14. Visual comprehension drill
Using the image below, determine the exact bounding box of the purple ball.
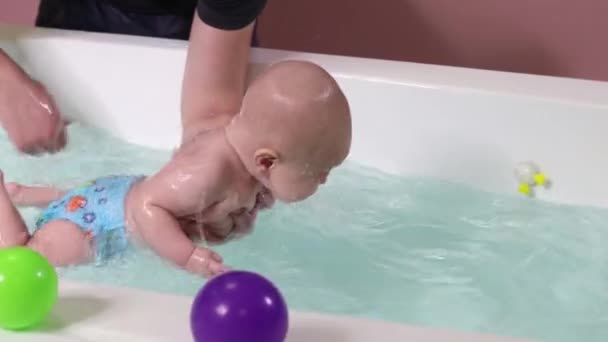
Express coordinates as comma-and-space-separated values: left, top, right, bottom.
190, 271, 289, 342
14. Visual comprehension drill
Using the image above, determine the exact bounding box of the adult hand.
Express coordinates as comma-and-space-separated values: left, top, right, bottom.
0, 51, 66, 154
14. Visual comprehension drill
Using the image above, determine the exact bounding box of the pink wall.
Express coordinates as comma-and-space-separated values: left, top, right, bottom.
258, 0, 608, 82
0, 0, 38, 25
1, 0, 607, 82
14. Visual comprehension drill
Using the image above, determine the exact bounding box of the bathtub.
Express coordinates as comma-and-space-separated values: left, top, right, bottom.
1, 23, 607, 342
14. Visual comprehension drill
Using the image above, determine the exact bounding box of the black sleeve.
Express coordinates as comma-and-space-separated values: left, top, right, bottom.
197, 0, 268, 30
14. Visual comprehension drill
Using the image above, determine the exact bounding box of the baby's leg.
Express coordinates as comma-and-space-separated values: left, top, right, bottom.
28, 221, 93, 266
5, 182, 65, 208
0, 171, 30, 246
0, 170, 92, 266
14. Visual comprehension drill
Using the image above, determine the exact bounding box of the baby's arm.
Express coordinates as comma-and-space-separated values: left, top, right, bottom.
131, 155, 233, 277
132, 202, 228, 277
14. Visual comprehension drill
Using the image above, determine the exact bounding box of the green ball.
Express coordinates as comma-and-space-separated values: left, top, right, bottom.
0, 247, 58, 330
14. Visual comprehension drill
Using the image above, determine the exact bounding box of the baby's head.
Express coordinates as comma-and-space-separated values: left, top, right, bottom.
226, 60, 352, 202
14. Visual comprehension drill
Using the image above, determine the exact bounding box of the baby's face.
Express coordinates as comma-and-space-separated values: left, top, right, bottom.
268, 163, 329, 202
264, 146, 347, 202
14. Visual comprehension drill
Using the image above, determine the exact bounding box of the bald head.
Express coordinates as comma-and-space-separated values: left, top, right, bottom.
253, 60, 340, 107
231, 60, 351, 159
225, 60, 352, 202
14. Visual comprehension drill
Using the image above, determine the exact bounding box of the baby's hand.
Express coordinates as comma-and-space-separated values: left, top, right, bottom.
203, 188, 274, 244
204, 210, 257, 245
185, 247, 230, 277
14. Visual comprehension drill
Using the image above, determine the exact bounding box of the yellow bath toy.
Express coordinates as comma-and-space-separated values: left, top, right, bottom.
514, 162, 550, 197
533, 173, 546, 186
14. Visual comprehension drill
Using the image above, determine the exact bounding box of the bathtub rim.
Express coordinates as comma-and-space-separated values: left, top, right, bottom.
1, 22, 607, 110
0, 279, 539, 342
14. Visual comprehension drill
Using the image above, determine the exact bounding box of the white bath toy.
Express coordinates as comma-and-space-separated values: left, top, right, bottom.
514, 161, 550, 196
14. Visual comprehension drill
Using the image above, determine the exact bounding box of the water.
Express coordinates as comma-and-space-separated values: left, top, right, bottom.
0, 123, 606, 342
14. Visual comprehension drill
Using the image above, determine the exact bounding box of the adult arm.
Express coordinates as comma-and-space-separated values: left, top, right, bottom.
180, 0, 268, 143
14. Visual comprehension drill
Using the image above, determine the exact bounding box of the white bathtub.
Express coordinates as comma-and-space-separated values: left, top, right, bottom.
1, 24, 607, 342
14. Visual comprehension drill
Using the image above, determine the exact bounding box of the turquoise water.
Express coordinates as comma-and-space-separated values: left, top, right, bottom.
1, 123, 607, 342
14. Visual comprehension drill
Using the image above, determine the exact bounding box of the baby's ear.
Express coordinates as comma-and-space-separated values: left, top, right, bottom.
254, 148, 278, 173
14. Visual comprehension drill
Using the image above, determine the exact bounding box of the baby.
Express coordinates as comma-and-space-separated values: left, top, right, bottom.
0, 60, 352, 277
